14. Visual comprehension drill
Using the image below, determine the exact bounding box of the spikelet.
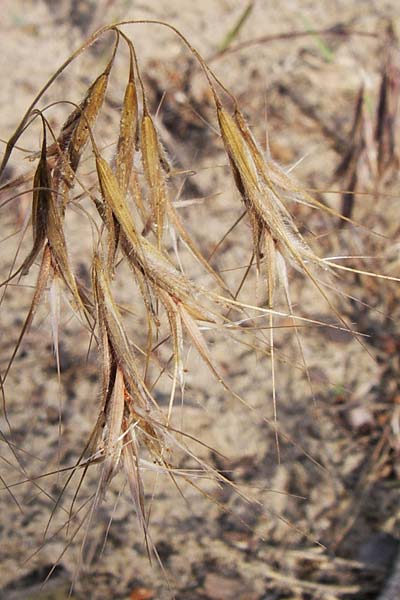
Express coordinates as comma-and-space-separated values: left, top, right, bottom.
0, 123, 51, 289
116, 32, 226, 291
97, 366, 125, 499
141, 108, 170, 248
115, 46, 139, 195
107, 43, 140, 268
14, 125, 50, 281
23, 131, 51, 273
70, 76, 109, 172
52, 37, 118, 213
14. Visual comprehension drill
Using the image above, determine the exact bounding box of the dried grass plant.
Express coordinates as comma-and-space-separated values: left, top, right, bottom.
0, 20, 399, 595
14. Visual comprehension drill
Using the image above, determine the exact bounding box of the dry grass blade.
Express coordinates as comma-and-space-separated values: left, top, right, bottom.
219, 1, 254, 52
375, 23, 400, 183
334, 84, 365, 223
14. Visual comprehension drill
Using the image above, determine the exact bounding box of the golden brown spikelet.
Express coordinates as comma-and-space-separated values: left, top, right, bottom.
95, 152, 158, 316
52, 39, 118, 213
111, 48, 140, 265
94, 147, 232, 437
98, 366, 125, 499
217, 105, 259, 191
218, 101, 370, 371
116, 39, 228, 290
69, 73, 110, 173
96, 153, 141, 247
115, 52, 139, 195
54, 69, 110, 178
0, 125, 51, 288
141, 110, 169, 248
71, 35, 118, 169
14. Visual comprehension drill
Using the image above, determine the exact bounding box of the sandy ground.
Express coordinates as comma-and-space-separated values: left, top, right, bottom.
1, 1, 400, 599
